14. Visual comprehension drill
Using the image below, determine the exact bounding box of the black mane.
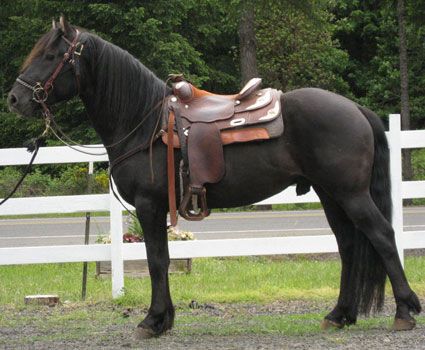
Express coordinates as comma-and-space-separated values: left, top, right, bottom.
83, 32, 168, 134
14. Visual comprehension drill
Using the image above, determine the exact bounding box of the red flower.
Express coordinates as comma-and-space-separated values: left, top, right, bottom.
123, 233, 143, 243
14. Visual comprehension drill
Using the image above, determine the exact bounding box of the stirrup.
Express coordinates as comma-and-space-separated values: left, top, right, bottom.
179, 185, 210, 221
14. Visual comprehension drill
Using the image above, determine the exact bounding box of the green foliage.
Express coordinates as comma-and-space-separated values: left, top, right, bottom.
0, 165, 109, 198
127, 214, 144, 238
412, 149, 425, 180
332, 0, 425, 123
256, 0, 350, 94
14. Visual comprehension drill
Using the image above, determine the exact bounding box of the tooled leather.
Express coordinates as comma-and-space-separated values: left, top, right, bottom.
170, 88, 277, 125
174, 95, 235, 123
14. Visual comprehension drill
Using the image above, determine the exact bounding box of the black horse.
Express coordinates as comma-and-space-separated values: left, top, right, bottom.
7, 18, 421, 338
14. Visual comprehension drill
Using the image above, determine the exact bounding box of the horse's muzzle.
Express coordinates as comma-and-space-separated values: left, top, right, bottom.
7, 87, 39, 118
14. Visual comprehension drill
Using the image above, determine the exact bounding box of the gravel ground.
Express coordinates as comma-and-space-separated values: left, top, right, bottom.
1, 298, 424, 350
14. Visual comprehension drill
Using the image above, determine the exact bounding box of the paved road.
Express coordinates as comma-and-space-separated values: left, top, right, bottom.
1, 208, 425, 247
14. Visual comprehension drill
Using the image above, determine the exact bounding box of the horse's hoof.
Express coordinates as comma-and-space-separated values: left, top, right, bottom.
392, 318, 416, 331
321, 318, 344, 330
135, 326, 156, 340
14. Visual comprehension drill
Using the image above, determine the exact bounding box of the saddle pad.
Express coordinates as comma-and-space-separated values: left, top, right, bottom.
188, 122, 225, 186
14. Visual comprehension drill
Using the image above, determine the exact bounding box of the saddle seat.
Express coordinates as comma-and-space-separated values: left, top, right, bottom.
171, 76, 262, 123
163, 76, 284, 224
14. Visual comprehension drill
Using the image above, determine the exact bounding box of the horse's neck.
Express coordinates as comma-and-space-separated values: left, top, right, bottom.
80, 35, 167, 151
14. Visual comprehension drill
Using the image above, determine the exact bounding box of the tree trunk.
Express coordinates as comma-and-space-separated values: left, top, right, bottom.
397, 0, 413, 183
239, 0, 271, 211
238, 0, 259, 85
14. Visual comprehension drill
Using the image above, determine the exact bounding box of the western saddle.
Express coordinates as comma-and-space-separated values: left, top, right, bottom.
163, 75, 283, 225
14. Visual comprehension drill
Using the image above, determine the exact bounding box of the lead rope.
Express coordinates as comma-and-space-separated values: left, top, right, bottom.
0, 121, 50, 206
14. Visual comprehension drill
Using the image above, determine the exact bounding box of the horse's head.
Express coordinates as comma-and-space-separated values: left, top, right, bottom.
8, 16, 84, 118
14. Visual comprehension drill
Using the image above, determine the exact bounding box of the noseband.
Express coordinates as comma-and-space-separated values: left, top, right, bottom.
16, 30, 84, 117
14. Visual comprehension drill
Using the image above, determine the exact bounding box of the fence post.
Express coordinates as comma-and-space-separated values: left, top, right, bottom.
109, 177, 124, 298
81, 161, 94, 300
388, 114, 404, 266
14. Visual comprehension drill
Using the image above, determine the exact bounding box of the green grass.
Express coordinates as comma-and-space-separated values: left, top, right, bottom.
0, 256, 424, 307
1, 257, 424, 343
0, 257, 340, 306
272, 203, 323, 211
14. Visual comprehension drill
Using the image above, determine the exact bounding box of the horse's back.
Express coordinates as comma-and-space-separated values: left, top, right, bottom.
283, 87, 374, 145
283, 88, 368, 125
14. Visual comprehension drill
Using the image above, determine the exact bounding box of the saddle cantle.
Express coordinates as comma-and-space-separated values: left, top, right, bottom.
162, 76, 284, 225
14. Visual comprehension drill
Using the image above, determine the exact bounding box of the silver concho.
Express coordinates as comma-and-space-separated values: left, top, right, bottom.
230, 118, 246, 126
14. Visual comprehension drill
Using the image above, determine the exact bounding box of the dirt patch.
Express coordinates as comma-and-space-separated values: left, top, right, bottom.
0, 299, 424, 349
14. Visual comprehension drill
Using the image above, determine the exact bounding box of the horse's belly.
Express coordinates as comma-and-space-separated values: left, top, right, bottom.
205, 139, 297, 208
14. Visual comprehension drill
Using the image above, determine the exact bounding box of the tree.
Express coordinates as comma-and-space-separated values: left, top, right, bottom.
255, 0, 349, 94
397, 0, 412, 180
238, 0, 259, 85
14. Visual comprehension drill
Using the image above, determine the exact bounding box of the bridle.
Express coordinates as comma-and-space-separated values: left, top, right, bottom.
15, 29, 84, 120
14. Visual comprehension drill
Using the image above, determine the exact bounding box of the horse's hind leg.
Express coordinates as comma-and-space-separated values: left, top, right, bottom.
314, 186, 358, 329
341, 193, 421, 330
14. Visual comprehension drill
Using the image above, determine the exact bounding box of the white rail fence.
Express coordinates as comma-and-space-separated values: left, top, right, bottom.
0, 114, 424, 297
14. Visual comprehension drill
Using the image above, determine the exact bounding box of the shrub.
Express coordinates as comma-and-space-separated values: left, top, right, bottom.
0, 167, 53, 198
0, 164, 109, 198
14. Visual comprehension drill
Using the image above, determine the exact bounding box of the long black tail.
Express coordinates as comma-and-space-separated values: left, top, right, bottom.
359, 105, 392, 222
352, 105, 391, 314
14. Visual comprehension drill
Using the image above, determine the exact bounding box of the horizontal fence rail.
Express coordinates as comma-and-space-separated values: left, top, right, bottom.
0, 114, 424, 297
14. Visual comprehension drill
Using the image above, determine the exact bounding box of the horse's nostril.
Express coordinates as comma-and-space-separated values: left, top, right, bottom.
8, 93, 18, 106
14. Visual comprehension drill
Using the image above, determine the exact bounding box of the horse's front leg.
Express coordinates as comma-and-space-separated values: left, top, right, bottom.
135, 197, 174, 338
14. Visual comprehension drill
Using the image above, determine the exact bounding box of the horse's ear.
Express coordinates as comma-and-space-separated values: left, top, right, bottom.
59, 15, 73, 37
52, 19, 57, 30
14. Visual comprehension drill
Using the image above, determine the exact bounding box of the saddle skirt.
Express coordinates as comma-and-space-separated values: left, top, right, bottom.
161, 77, 284, 224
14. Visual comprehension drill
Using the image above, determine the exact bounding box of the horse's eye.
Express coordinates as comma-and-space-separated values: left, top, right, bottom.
45, 53, 55, 61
